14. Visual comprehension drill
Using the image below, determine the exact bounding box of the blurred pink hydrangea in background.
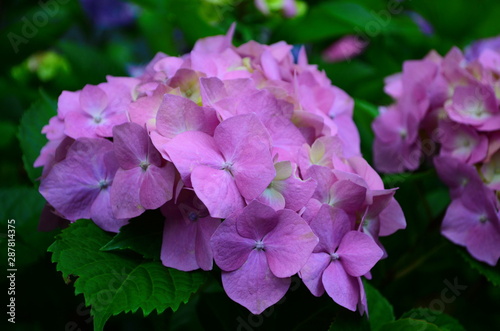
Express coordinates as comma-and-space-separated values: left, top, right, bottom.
372, 35, 500, 266
36, 25, 405, 314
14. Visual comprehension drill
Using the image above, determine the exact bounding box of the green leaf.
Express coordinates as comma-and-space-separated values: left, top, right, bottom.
401, 308, 466, 331
18, 96, 57, 185
458, 248, 500, 287
100, 211, 164, 260
48, 219, 207, 331
379, 318, 441, 331
0, 186, 54, 266
363, 281, 395, 331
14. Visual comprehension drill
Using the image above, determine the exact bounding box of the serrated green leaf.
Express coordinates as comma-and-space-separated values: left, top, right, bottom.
363, 281, 395, 331
379, 318, 442, 331
18, 97, 57, 185
48, 219, 207, 331
458, 248, 500, 287
100, 211, 164, 260
0, 186, 54, 266
401, 308, 466, 331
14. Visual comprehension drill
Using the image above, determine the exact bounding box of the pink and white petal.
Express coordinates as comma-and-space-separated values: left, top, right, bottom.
336, 231, 383, 277
265, 209, 319, 278
110, 167, 145, 219
255, 187, 286, 211
221, 250, 291, 315
91, 189, 129, 233
192, 165, 245, 219
329, 179, 367, 213
80, 85, 108, 115
164, 131, 225, 185
140, 165, 175, 210
299, 252, 330, 297
210, 216, 255, 272
64, 111, 99, 139
161, 216, 199, 271
323, 262, 360, 311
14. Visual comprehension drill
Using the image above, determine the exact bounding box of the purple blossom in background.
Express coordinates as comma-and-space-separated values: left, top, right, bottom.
79, 0, 138, 29
372, 35, 500, 265
465, 36, 500, 62
322, 35, 368, 63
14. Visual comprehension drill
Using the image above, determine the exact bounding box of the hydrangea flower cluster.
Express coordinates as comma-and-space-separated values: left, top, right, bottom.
36, 26, 405, 314
372, 36, 500, 266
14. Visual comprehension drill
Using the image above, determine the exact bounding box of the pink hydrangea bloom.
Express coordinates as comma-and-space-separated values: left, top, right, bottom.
36, 27, 403, 314
211, 201, 318, 314
373, 36, 500, 265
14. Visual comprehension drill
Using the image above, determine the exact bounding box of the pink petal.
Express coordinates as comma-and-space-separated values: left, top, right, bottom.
378, 198, 406, 236
235, 201, 278, 240
211, 216, 255, 272
91, 189, 128, 233
329, 179, 367, 214
221, 250, 291, 315
255, 187, 286, 211
156, 94, 218, 139
80, 85, 108, 115
110, 167, 145, 219
336, 231, 383, 277
323, 261, 359, 311
265, 209, 319, 278
161, 215, 199, 271
164, 131, 225, 185
299, 252, 330, 297
214, 114, 275, 200
113, 122, 149, 169
195, 217, 221, 270
140, 164, 175, 210
191, 165, 245, 219
309, 204, 351, 253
